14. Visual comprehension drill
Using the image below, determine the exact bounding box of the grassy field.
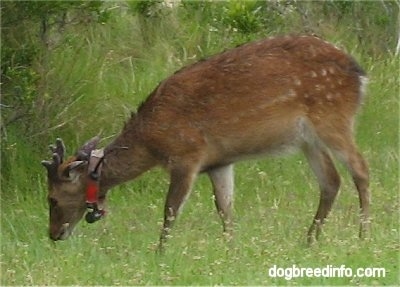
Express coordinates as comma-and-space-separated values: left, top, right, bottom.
1, 55, 399, 286
1, 2, 399, 286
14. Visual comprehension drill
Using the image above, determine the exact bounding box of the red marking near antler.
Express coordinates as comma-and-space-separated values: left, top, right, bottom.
86, 179, 98, 204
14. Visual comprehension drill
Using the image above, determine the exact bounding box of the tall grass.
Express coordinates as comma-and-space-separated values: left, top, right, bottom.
1, 2, 399, 285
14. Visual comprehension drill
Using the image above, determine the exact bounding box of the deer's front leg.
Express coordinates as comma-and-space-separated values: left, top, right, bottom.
159, 166, 197, 251
208, 164, 234, 234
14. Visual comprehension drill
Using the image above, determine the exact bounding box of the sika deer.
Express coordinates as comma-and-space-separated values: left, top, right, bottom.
42, 35, 370, 249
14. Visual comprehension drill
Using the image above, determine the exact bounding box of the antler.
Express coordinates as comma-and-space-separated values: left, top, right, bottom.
41, 136, 101, 179
50, 138, 66, 163
41, 138, 65, 179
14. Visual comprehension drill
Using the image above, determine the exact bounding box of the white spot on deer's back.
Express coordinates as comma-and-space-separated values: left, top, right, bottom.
321, 69, 327, 76
309, 46, 317, 57
287, 89, 297, 98
273, 89, 297, 104
310, 71, 317, 78
293, 76, 302, 86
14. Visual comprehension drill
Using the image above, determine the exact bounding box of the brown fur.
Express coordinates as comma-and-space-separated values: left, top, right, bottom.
43, 35, 370, 248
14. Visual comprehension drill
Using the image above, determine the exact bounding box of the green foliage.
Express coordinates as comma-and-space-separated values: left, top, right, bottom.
0, 0, 109, 135
1, 37, 40, 104
321, 0, 354, 17
297, 1, 399, 55
1, 1, 106, 29
2, 66, 39, 112
128, 0, 164, 17
222, 0, 265, 33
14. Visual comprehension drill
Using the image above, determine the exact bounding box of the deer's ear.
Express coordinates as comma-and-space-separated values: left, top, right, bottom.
76, 136, 101, 160
62, 161, 87, 182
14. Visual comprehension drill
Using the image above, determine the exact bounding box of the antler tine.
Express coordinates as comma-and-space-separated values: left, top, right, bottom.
42, 138, 64, 179
41, 160, 53, 169
49, 138, 65, 163
41, 153, 61, 179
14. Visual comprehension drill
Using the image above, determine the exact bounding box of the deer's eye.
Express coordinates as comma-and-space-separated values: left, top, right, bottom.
48, 197, 58, 207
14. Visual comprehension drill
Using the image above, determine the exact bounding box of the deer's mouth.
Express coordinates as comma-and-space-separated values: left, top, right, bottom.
50, 222, 72, 241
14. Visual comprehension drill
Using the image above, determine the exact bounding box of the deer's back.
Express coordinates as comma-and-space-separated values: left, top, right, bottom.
135, 35, 366, 166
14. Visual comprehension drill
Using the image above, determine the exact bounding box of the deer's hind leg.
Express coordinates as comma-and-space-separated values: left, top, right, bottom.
322, 132, 370, 239
303, 143, 341, 244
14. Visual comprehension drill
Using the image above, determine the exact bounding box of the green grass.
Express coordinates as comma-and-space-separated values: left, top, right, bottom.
1, 4, 399, 286
1, 154, 399, 285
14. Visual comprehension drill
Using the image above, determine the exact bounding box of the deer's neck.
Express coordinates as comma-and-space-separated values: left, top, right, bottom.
98, 124, 157, 195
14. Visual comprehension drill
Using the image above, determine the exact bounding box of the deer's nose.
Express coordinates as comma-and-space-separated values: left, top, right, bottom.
49, 230, 63, 241
49, 223, 69, 241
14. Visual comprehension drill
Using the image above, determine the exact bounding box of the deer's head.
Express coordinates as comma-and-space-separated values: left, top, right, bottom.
41, 136, 100, 240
